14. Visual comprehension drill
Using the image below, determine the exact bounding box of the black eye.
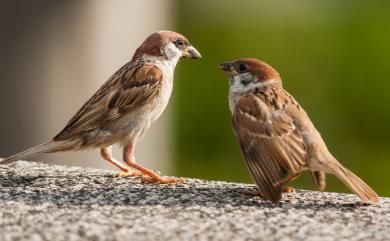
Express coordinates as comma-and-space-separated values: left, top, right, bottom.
238, 64, 247, 73
174, 39, 184, 48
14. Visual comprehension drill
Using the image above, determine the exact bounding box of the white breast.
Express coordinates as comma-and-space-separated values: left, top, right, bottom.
149, 61, 175, 123
142, 47, 180, 124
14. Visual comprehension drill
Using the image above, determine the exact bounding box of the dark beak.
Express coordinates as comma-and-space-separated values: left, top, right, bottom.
218, 62, 238, 75
183, 46, 202, 59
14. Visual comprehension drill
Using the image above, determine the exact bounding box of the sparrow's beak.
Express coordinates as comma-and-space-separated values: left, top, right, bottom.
182, 46, 202, 59
218, 62, 238, 75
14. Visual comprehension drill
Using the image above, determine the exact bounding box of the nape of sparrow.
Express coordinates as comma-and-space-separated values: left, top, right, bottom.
1, 31, 201, 184
219, 58, 379, 203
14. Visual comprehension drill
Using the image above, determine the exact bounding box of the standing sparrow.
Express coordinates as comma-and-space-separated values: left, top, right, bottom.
219, 58, 379, 203
1, 31, 201, 184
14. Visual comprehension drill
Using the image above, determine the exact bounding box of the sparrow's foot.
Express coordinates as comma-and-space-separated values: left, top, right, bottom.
141, 176, 185, 184
283, 186, 295, 193
114, 171, 143, 178
122, 150, 185, 184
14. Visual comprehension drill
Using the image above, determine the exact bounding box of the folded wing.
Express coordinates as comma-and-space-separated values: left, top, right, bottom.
54, 63, 162, 140
233, 94, 308, 202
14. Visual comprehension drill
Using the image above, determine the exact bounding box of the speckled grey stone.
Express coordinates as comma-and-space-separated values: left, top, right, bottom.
0, 161, 389, 241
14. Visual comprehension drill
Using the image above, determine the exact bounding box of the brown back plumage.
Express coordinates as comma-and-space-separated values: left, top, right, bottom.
233, 92, 308, 202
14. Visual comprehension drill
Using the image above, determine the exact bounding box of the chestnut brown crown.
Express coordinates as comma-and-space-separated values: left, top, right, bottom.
219, 58, 281, 83
133, 31, 201, 59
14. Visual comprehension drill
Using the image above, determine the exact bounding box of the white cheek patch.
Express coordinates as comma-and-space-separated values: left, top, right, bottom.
164, 42, 182, 61
229, 73, 257, 93
142, 42, 182, 73
229, 74, 280, 94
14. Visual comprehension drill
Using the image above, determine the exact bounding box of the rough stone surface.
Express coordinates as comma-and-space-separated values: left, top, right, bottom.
0, 161, 389, 241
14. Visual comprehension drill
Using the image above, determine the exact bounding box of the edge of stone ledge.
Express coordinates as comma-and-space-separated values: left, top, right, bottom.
1, 160, 387, 203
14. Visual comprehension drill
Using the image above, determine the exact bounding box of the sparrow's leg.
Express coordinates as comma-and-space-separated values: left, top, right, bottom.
276, 172, 301, 193
122, 144, 184, 184
311, 171, 326, 191
282, 172, 301, 192
283, 172, 301, 193
100, 146, 142, 177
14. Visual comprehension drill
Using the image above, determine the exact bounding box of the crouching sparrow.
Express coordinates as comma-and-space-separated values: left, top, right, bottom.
1, 31, 201, 184
219, 58, 379, 203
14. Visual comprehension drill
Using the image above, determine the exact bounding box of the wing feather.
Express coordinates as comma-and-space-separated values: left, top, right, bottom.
233, 94, 308, 202
54, 63, 162, 140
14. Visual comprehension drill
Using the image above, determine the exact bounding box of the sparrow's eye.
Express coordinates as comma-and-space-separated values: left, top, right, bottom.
174, 39, 184, 49
238, 64, 248, 73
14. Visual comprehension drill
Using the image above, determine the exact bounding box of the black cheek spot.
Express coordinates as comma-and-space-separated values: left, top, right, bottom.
241, 79, 251, 86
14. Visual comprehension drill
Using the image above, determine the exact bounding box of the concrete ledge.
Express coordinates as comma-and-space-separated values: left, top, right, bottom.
0, 161, 389, 241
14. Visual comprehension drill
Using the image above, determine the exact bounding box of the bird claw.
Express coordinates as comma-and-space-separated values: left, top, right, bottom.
140, 176, 185, 184
114, 171, 143, 178
283, 186, 295, 193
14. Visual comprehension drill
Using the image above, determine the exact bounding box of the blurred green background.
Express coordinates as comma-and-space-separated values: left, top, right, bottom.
173, 0, 390, 196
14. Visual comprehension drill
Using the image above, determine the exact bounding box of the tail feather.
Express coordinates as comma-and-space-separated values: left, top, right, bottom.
0, 141, 61, 165
332, 164, 379, 203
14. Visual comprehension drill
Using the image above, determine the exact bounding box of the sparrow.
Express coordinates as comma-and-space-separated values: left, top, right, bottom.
0, 30, 201, 184
219, 58, 379, 203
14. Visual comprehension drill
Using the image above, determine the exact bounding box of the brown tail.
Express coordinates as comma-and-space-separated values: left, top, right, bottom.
331, 163, 379, 203
0, 141, 68, 165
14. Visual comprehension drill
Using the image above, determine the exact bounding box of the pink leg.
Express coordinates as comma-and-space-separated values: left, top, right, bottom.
282, 172, 301, 193
100, 146, 141, 177
123, 144, 184, 184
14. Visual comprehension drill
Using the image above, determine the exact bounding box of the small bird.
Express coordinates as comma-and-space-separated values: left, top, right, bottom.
219, 58, 379, 203
1, 31, 201, 184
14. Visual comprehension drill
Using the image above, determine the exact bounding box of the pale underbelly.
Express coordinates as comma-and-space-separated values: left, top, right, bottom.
77, 96, 170, 149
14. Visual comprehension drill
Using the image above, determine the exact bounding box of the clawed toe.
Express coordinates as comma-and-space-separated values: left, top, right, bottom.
114, 171, 143, 178
283, 186, 295, 193
141, 176, 185, 184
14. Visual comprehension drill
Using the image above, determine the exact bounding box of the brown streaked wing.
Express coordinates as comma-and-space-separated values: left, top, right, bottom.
54, 63, 162, 140
232, 94, 308, 202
